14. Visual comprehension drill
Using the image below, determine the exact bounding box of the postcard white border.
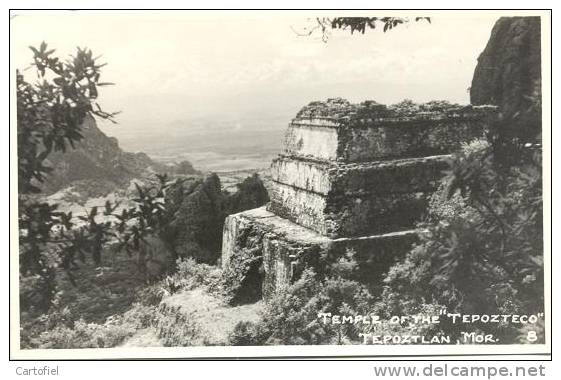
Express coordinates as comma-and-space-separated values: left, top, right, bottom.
8, 8, 552, 360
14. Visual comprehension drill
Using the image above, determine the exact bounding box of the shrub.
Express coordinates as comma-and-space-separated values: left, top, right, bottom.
155, 304, 202, 346
35, 318, 137, 349
20, 291, 74, 348
136, 284, 168, 306
21, 257, 226, 349
19, 272, 57, 317
376, 139, 543, 343
229, 321, 265, 346
158, 258, 225, 297
229, 251, 375, 345
25, 302, 157, 349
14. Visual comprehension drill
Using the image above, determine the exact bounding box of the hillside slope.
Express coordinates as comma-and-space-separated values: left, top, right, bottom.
41, 115, 180, 195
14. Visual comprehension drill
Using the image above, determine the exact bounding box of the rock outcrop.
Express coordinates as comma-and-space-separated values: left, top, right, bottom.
43, 115, 168, 195
164, 174, 227, 264
222, 98, 498, 299
42, 115, 203, 196
164, 173, 270, 264
470, 16, 541, 141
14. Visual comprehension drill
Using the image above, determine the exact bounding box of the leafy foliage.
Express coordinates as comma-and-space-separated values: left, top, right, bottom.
154, 304, 203, 347
294, 17, 430, 42
331, 17, 431, 34
21, 284, 158, 349
17, 44, 185, 313
229, 251, 374, 345
18, 43, 115, 281
158, 258, 225, 297
378, 139, 543, 342
113, 175, 177, 256
17, 42, 117, 194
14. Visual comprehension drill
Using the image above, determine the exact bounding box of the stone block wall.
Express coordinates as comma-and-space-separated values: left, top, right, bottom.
283, 103, 497, 163
222, 207, 330, 299
269, 155, 451, 237
268, 100, 497, 239
221, 206, 419, 298
222, 98, 498, 300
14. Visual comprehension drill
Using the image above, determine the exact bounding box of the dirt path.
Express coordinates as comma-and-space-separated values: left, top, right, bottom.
120, 328, 162, 347
120, 288, 263, 347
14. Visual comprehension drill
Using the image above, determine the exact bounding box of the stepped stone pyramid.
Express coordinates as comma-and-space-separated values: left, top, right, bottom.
222, 98, 497, 299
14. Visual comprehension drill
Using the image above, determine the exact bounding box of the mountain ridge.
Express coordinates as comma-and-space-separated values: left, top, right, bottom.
41, 115, 197, 196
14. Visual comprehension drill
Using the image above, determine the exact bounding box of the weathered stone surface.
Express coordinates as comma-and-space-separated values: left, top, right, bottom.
268, 155, 450, 237
222, 98, 498, 300
221, 207, 418, 298
283, 121, 340, 161
267, 183, 326, 233
471, 16, 541, 141
165, 174, 225, 264
336, 116, 490, 162
222, 207, 330, 298
164, 173, 269, 264
270, 156, 333, 195
268, 183, 428, 237
283, 99, 497, 163
271, 154, 450, 196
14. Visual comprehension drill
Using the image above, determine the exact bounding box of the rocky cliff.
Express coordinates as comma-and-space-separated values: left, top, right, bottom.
42, 115, 169, 195
470, 16, 542, 141
164, 173, 269, 264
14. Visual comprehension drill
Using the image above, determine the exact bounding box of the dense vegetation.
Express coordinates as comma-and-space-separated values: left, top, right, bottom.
17, 44, 269, 348
226, 137, 543, 345
18, 25, 544, 348
21, 132, 542, 348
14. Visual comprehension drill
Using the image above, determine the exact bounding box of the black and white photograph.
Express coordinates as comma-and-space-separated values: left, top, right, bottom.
8, 9, 551, 360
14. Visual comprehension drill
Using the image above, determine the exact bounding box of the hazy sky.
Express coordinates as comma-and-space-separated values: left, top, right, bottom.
11, 12, 498, 142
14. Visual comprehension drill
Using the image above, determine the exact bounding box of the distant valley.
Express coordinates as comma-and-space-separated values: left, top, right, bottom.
115, 121, 286, 172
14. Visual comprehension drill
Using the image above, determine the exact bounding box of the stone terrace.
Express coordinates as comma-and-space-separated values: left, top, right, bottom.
222, 98, 497, 299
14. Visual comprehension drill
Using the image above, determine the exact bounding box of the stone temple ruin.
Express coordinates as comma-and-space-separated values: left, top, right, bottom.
222, 98, 497, 300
